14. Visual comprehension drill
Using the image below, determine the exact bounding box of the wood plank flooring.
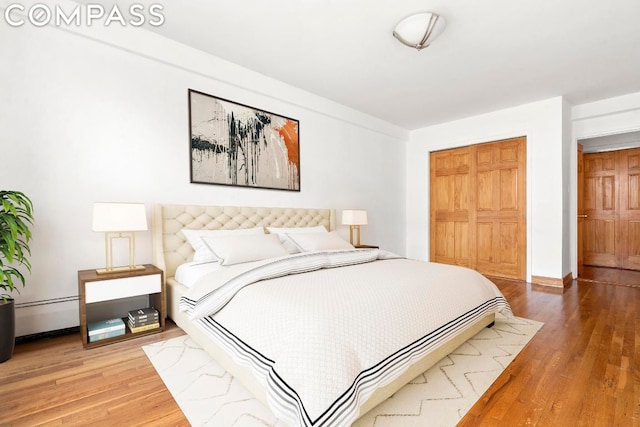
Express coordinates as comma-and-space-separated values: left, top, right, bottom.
579, 265, 640, 288
461, 277, 639, 426
0, 325, 188, 426
1, 277, 638, 426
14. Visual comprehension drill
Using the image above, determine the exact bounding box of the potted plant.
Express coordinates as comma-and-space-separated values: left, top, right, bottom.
0, 191, 34, 363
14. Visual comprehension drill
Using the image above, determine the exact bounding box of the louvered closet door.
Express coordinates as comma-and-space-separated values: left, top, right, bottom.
430, 137, 526, 280
583, 152, 619, 267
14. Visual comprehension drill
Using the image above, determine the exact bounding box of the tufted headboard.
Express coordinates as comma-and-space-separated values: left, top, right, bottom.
152, 204, 336, 278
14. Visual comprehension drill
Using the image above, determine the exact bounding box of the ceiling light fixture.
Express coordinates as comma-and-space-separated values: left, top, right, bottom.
393, 12, 446, 50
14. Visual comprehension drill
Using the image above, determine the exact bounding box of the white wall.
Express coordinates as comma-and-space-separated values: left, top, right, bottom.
0, 17, 407, 335
406, 97, 567, 282
570, 91, 640, 275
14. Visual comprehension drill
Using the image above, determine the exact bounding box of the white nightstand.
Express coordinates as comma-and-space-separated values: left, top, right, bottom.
78, 264, 165, 349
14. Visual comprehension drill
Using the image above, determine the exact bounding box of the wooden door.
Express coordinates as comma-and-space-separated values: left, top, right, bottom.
430, 137, 526, 280
583, 151, 619, 267
582, 148, 640, 270
577, 144, 585, 276
619, 148, 640, 269
474, 138, 527, 279
430, 146, 473, 268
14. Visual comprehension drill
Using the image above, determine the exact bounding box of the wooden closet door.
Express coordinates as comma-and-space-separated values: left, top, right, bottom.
430, 137, 526, 280
430, 147, 473, 267
474, 138, 526, 280
583, 152, 619, 267
619, 148, 640, 270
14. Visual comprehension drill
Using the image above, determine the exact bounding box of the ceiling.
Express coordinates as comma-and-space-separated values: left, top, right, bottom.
114, 1, 640, 130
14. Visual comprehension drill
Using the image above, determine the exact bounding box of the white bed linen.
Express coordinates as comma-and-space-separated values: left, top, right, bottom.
179, 249, 511, 427
174, 261, 222, 288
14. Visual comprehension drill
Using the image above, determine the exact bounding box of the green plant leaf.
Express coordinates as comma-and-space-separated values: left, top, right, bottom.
0, 190, 33, 295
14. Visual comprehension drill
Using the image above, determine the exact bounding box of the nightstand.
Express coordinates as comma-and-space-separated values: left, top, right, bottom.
355, 244, 379, 249
78, 264, 165, 349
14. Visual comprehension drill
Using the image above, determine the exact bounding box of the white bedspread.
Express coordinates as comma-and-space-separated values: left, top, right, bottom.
179, 249, 511, 426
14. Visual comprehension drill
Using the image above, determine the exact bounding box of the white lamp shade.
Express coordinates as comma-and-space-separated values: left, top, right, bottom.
342, 209, 368, 226
92, 202, 148, 232
393, 12, 446, 50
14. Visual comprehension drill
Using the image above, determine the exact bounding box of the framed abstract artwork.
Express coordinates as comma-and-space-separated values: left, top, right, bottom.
188, 89, 300, 191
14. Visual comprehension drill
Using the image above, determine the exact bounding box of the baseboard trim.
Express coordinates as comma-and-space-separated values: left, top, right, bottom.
531, 273, 573, 289
563, 272, 574, 288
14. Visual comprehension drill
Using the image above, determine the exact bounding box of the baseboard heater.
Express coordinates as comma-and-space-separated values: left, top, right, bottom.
15, 295, 80, 344
15, 295, 78, 309
16, 326, 80, 345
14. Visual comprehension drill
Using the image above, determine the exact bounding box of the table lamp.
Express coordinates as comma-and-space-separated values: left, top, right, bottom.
92, 202, 148, 274
341, 209, 368, 246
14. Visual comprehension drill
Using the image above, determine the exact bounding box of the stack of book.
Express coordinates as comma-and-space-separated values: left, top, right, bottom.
88, 318, 125, 342
128, 307, 160, 333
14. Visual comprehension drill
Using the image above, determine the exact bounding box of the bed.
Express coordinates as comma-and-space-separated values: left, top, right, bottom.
151, 204, 511, 426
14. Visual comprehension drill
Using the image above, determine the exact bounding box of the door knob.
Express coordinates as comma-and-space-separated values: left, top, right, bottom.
578, 214, 587, 218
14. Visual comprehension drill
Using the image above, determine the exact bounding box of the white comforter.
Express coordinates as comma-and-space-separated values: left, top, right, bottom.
180, 249, 511, 427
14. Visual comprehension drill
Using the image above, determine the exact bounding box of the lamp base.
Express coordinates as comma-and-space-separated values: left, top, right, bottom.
349, 225, 361, 246
95, 265, 146, 275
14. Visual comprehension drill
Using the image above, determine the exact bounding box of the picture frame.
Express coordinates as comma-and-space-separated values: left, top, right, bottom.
188, 89, 300, 191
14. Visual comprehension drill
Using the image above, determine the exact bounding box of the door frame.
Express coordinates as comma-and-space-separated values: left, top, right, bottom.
577, 143, 584, 276
573, 128, 640, 278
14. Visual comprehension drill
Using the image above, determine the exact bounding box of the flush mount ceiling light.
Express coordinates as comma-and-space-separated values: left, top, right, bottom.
393, 12, 446, 50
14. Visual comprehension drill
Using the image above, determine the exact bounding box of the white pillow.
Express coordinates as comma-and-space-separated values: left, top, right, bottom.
181, 227, 264, 264
266, 225, 328, 254
202, 234, 290, 266
285, 231, 354, 252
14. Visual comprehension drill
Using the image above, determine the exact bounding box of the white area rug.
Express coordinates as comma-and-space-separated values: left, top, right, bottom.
143, 314, 542, 427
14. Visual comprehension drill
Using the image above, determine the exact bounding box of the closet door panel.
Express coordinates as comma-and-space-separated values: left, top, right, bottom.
430, 137, 526, 280
500, 168, 518, 211
620, 148, 640, 269
430, 147, 472, 267
583, 152, 619, 267
474, 138, 526, 280
499, 222, 519, 265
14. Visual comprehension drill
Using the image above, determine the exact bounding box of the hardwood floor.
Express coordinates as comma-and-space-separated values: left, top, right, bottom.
579, 265, 640, 288
461, 277, 639, 427
1, 277, 638, 426
0, 324, 189, 426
